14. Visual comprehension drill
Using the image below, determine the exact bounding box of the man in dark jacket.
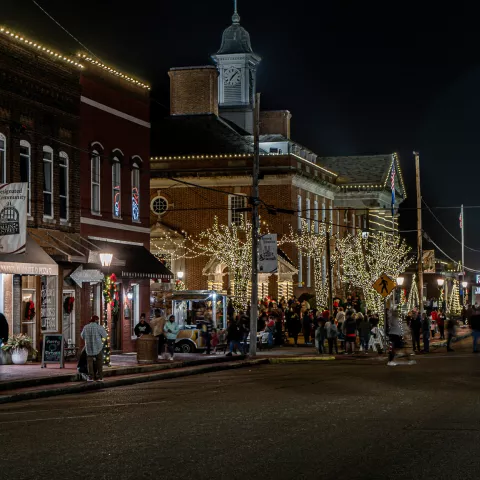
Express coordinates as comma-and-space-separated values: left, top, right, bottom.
226, 321, 243, 356
134, 313, 152, 337
0, 312, 8, 346
410, 311, 422, 352
470, 309, 480, 353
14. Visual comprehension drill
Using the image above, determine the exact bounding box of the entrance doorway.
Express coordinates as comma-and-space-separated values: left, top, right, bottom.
21, 276, 37, 350
62, 290, 75, 347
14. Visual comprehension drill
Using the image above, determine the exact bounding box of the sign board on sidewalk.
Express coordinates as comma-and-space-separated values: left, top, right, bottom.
41, 334, 65, 368
0, 182, 27, 254
372, 273, 396, 298
259, 234, 278, 273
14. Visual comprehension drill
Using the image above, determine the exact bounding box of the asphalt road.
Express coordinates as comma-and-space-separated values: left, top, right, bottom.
1, 343, 479, 480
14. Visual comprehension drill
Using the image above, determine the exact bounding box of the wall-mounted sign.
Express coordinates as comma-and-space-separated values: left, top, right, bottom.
0, 183, 27, 254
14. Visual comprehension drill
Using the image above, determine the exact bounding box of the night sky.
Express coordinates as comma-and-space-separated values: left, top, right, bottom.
3, 0, 478, 269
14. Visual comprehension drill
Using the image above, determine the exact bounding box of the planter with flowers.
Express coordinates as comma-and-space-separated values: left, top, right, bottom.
1, 334, 37, 365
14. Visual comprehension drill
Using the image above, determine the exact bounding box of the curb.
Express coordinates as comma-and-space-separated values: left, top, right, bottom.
268, 356, 336, 364
0, 355, 246, 393
431, 332, 472, 349
0, 359, 268, 405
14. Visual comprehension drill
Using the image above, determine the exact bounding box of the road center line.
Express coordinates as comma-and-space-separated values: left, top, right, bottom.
0, 414, 98, 425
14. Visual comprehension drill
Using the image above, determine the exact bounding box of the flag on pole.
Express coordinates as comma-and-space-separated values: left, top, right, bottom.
390, 163, 396, 217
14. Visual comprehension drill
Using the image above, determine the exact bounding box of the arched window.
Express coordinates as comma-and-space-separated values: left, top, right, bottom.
0, 132, 6, 183
59, 151, 68, 221
112, 158, 121, 218
91, 151, 101, 215
131, 163, 140, 222
43, 146, 53, 218
20, 140, 31, 216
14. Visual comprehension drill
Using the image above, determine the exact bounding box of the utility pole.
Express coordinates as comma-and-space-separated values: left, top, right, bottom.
414, 151, 424, 314
461, 204, 465, 304
249, 93, 261, 356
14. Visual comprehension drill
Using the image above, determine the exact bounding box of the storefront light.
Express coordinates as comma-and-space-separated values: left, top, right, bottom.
127, 289, 133, 300
437, 278, 445, 287
99, 253, 113, 267
177, 271, 184, 280
396, 276, 405, 287
462, 281, 468, 289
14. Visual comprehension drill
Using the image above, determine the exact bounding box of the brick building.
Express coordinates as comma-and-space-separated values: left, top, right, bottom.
149, 6, 406, 308
0, 26, 172, 356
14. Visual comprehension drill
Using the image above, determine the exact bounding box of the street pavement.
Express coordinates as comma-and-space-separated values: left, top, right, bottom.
0, 338, 479, 480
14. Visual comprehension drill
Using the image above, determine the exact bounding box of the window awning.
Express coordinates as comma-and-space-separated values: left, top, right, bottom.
0, 235, 58, 276
87, 240, 173, 280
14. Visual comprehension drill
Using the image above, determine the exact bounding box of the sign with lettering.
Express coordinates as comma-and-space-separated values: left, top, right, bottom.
0, 183, 27, 254
259, 234, 278, 273
41, 334, 64, 368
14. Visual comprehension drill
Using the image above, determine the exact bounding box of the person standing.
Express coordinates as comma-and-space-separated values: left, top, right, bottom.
343, 310, 357, 354
0, 312, 8, 347
410, 311, 422, 352
164, 315, 179, 361
470, 309, 480, 353
80, 315, 107, 382
325, 316, 338, 354
437, 310, 446, 340
151, 309, 166, 356
446, 316, 456, 352
134, 313, 152, 337
358, 313, 371, 354
290, 309, 301, 346
387, 309, 403, 366
421, 313, 430, 353
303, 310, 312, 345
265, 315, 276, 349
226, 320, 243, 356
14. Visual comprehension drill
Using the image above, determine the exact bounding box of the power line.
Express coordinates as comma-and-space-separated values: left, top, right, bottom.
422, 198, 480, 253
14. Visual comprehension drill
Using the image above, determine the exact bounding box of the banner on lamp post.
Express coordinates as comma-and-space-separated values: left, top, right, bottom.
423, 250, 435, 273
259, 234, 278, 274
0, 183, 27, 254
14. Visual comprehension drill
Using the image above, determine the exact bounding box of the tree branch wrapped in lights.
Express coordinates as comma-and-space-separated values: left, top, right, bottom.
336, 231, 413, 322
279, 219, 330, 308
152, 216, 267, 310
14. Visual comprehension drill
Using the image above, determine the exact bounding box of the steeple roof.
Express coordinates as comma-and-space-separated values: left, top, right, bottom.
217, 1, 254, 55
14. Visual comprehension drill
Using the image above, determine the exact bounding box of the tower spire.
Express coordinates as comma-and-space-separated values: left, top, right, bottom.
232, 0, 240, 24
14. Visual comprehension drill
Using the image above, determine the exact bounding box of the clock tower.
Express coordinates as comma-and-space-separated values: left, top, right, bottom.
211, 1, 261, 133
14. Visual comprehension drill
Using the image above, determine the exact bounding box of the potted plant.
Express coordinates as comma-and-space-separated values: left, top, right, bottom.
1, 334, 37, 365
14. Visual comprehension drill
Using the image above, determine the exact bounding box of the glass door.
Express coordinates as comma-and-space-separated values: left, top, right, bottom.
22, 276, 36, 349
62, 290, 75, 347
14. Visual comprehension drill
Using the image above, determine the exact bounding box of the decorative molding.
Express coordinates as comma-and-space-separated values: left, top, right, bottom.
81, 216, 150, 233
81, 96, 151, 128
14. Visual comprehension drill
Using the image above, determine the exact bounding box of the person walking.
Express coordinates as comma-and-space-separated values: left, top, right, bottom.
80, 315, 107, 382
446, 316, 456, 352
315, 318, 326, 354
387, 309, 403, 366
164, 315, 179, 361
470, 309, 480, 353
358, 313, 370, 354
325, 316, 338, 354
410, 311, 422, 353
343, 310, 357, 354
134, 313, 152, 337
421, 313, 430, 353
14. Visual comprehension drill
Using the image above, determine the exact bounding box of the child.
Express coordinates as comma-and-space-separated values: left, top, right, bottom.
211, 328, 219, 354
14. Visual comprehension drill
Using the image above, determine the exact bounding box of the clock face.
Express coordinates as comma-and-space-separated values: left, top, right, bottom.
224, 67, 241, 86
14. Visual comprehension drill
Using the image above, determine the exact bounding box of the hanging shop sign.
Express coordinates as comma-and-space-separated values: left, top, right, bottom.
259, 234, 278, 274
69, 265, 104, 286
0, 183, 27, 254
423, 250, 436, 273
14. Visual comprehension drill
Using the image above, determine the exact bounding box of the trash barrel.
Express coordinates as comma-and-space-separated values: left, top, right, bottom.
136, 334, 159, 364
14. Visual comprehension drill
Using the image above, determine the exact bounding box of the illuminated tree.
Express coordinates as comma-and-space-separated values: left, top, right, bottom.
448, 279, 461, 316
280, 219, 330, 308
407, 273, 420, 312
336, 232, 413, 321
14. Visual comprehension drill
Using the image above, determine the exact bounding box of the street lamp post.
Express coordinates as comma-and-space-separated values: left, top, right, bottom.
396, 276, 405, 310
99, 252, 113, 366
462, 280, 468, 306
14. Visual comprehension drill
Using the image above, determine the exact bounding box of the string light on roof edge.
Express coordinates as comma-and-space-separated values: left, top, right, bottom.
79, 54, 150, 90
0, 26, 84, 68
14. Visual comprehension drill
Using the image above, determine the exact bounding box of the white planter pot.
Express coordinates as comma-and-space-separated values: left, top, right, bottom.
11, 348, 29, 365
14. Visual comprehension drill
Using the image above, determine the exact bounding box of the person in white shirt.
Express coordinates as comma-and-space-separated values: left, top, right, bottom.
80, 315, 107, 382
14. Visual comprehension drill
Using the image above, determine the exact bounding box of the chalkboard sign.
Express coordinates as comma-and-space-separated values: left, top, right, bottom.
41, 334, 65, 368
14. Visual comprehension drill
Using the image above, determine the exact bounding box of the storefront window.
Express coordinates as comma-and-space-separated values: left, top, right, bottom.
40, 276, 57, 332
22, 276, 36, 349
